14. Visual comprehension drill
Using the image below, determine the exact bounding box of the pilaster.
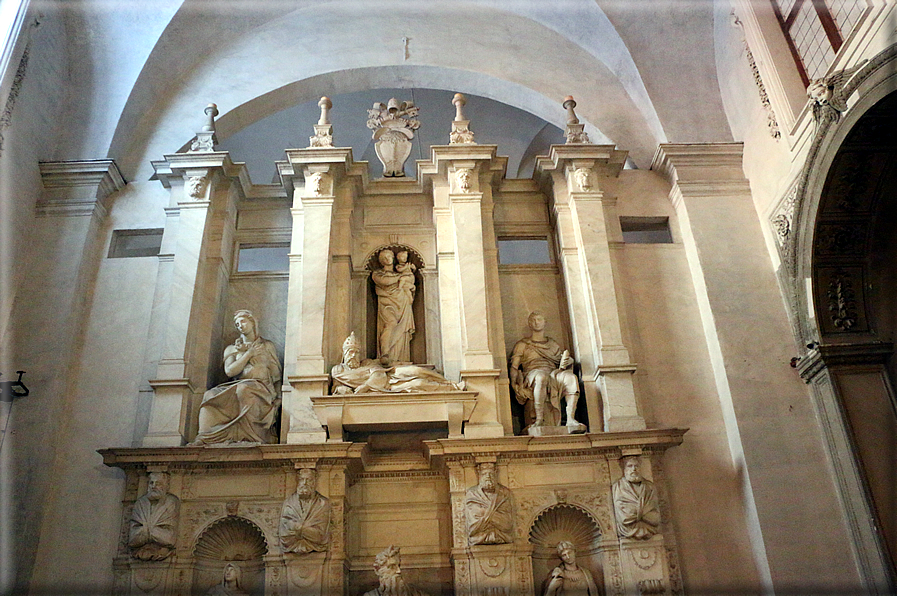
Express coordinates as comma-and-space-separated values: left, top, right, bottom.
797, 342, 896, 592
277, 147, 366, 443
653, 142, 871, 592
144, 151, 243, 446
536, 145, 644, 433
421, 145, 509, 438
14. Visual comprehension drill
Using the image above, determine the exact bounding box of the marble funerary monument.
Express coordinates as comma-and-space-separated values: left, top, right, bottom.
98, 94, 687, 596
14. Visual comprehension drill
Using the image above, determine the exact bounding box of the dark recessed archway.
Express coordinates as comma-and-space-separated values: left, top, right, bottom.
812, 89, 897, 573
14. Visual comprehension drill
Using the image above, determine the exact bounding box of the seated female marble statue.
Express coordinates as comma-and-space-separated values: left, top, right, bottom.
205, 563, 250, 596
191, 310, 282, 445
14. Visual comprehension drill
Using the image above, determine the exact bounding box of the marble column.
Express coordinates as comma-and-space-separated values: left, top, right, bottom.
536, 146, 645, 432
145, 152, 241, 446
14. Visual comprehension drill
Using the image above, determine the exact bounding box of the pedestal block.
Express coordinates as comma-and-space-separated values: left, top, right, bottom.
453, 544, 534, 596
618, 536, 670, 596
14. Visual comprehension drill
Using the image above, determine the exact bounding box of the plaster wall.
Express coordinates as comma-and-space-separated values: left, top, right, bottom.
608, 169, 762, 592
26, 183, 164, 591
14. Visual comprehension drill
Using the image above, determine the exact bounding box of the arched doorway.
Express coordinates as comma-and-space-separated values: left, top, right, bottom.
808, 89, 897, 577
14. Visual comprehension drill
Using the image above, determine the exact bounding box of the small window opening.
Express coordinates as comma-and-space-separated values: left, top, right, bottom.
498, 238, 552, 265
237, 244, 289, 272
108, 229, 164, 258
620, 217, 673, 244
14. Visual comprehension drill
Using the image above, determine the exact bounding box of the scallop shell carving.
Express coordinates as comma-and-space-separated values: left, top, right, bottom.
529, 504, 601, 549
194, 517, 267, 561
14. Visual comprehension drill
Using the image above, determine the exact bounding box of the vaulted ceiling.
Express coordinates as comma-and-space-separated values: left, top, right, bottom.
43, 0, 734, 180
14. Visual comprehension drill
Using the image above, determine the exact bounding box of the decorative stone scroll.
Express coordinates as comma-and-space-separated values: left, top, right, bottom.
191, 310, 282, 445
366, 98, 421, 177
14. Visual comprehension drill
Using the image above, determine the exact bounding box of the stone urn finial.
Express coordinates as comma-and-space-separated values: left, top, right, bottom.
318, 97, 332, 125
310, 96, 334, 147
563, 96, 579, 124
562, 95, 591, 144
189, 103, 219, 152
453, 93, 467, 121
202, 103, 219, 131
450, 92, 476, 145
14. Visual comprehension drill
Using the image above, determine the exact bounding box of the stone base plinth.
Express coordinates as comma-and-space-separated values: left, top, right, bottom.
452, 544, 534, 596
619, 535, 670, 595
527, 423, 587, 436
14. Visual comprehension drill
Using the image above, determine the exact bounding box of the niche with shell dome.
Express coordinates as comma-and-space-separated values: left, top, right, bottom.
529, 504, 604, 593
365, 244, 428, 365
192, 516, 267, 596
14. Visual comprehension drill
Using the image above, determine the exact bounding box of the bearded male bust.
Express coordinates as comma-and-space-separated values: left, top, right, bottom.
279, 468, 331, 554
612, 456, 661, 539
128, 472, 180, 561
363, 545, 429, 596
465, 462, 515, 546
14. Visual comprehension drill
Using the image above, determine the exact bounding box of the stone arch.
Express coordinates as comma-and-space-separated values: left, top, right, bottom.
787, 45, 897, 589
192, 516, 268, 595
528, 504, 605, 594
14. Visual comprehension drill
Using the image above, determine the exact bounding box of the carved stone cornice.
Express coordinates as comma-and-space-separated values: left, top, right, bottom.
797, 342, 894, 381
36, 159, 126, 217
418, 144, 506, 187
425, 428, 686, 463
535, 144, 627, 179
98, 442, 362, 470
650, 143, 745, 185
150, 151, 251, 194
276, 146, 367, 196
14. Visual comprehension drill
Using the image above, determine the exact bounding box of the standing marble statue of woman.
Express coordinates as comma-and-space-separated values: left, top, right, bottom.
371, 248, 415, 363
191, 310, 282, 445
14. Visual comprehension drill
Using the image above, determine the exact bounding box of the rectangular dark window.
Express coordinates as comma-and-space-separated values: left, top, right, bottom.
497, 238, 552, 265
620, 217, 673, 244
237, 244, 290, 272
108, 229, 164, 258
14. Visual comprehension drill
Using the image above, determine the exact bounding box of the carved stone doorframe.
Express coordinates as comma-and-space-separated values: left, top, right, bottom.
785, 46, 897, 592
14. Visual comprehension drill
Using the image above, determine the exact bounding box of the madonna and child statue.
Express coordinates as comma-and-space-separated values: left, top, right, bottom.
371, 247, 416, 363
